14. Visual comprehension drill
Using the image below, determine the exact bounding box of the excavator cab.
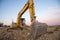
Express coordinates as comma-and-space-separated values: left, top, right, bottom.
20, 18, 25, 26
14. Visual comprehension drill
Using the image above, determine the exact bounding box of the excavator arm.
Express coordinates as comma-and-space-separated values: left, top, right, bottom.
29, 0, 35, 22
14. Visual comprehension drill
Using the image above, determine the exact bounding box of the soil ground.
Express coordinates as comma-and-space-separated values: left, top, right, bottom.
0, 25, 60, 40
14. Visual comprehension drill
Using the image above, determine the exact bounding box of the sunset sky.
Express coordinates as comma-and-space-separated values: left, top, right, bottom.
0, 0, 60, 26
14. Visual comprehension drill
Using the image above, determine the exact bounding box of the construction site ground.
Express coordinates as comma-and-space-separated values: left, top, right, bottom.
0, 25, 60, 40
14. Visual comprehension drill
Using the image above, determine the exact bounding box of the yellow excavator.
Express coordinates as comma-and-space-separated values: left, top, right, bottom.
16, 0, 36, 29
8, 0, 36, 30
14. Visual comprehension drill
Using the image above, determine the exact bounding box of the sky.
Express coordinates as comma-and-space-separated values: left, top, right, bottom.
0, 0, 60, 26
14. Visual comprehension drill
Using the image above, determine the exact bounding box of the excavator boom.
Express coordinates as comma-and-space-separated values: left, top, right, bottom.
16, 0, 36, 28
16, 2, 29, 27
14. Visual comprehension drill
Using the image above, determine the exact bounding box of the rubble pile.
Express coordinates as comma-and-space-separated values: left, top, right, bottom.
0, 23, 60, 40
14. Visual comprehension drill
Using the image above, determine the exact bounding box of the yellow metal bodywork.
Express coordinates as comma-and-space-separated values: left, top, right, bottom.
16, 0, 35, 28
